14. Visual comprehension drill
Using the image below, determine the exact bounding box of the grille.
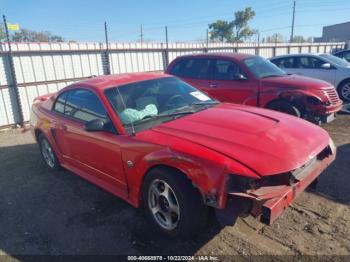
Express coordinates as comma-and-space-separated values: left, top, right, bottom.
324, 88, 340, 104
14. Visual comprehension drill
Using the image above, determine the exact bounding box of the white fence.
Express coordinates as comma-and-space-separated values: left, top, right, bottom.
0, 41, 344, 128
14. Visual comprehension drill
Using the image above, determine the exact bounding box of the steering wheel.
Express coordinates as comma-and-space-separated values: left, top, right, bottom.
164, 94, 185, 109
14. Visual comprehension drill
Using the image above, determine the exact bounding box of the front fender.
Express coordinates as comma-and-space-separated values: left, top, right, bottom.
122, 141, 259, 209
259, 87, 326, 108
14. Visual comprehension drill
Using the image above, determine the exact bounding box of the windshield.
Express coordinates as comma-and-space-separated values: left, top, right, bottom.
319, 54, 350, 67
105, 77, 217, 133
243, 56, 287, 79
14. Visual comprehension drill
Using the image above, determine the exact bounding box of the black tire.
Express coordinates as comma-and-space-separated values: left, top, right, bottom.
337, 80, 350, 102
267, 100, 301, 117
38, 133, 61, 170
142, 167, 208, 238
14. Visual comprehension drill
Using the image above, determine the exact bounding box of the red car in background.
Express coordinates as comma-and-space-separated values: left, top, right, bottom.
30, 73, 336, 237
166, 53, 342, 124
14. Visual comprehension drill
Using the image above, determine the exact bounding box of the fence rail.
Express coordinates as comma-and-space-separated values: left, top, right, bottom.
0, 41, 345, 128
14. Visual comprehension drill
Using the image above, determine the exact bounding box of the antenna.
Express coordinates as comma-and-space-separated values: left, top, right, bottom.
115, 87, 136, 136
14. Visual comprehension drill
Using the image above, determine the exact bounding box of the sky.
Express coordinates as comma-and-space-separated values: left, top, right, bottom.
1, 0, 350, 43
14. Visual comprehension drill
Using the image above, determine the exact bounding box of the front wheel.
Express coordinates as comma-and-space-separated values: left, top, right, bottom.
142, 168, 208, 238
338, 81, 350, 102
38, 134, 60, 170
267, 100, 301, 117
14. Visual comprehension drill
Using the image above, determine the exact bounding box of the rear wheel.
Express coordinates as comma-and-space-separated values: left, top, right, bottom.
38, 134, 60, 170
338, 80, 350, 102
142, 167, 208, 238
267, 100, 301, 117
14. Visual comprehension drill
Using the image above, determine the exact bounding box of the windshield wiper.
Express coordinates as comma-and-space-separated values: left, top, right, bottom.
190, 100, 219, 106
260, 74, 286, 79
124, 111, 195, 127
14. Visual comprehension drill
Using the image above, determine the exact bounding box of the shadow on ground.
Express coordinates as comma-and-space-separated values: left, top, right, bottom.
0, 143, 222, 256
313, 143, 350, 205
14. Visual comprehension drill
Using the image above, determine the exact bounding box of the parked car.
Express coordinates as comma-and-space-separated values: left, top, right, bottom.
334, 49, 350, 63
30, 73, 336, 237
269, 53, 350, 102
166, 53, 342, 124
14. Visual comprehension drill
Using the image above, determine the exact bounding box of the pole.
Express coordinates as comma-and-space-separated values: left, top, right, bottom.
165, 26, 168, 50
3, 15, 24, 126
140, 24, 143, 44
206, 28, 209, 52
163, 26, 169, 68
104, 21, 111, 75
290, 0, 296, 42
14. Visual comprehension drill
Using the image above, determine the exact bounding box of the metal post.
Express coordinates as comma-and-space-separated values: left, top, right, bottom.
3, 15, 24, 126
140, 24, 144, 44
103, 21, 111, 75
290, 0, 296, 42
206, 28, 209, 53
256, 32, 260, 56
163, 26, 169, 69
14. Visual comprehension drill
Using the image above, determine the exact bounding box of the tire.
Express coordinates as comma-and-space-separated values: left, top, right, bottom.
38, 134, 61, 170
267, 100, 301, 117
337, 80, 350, 102
142, 167, 208, 238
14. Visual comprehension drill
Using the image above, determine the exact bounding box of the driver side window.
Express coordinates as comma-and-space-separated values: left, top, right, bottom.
213, 59, 246, 80
54, 89, 107, 123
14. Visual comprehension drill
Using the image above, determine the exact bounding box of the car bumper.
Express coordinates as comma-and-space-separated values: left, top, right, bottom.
228, 142, 336, 225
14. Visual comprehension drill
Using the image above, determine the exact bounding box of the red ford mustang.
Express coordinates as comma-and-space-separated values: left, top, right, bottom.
30, 73, 336, 237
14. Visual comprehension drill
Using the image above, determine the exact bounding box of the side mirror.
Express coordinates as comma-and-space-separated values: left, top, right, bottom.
233, 73, 247, 80
321, 63, 331, 69
85, 119, 106, 132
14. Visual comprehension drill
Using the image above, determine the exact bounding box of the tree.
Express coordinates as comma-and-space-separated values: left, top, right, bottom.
232, 7, 257, 42
0, 23, 6, 42
266, 33, 285, 43
208, 7, 256, 42
291, 35, 307, 43
11, 28, 64, 42
208, 20, 233, 42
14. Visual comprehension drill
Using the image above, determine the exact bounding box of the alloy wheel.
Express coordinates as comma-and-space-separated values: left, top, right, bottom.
148, 179, 180, 231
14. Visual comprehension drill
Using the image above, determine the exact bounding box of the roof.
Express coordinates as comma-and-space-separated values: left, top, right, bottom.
174, 52, 256, 61
70, 72, 169, 90
269, 53, 323, 60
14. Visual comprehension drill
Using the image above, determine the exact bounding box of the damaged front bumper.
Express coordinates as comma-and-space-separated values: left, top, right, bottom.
225, 141, 336, 225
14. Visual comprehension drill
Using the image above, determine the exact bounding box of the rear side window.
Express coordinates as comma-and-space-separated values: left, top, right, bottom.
54, 89, 107, 122
170, 59, 187, 77
53, 92, 67, 114
271, 57, 295, 69
182, 58, 211, 79
213, 59, 245, 80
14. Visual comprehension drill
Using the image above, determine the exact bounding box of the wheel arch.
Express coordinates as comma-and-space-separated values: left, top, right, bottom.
337, 77, 350, 89
139, 164, 204, 207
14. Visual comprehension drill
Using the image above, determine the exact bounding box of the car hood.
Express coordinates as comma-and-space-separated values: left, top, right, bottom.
150, 104, 329, 176
261, 74, 332, 90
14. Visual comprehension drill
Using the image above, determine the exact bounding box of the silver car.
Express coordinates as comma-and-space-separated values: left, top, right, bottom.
269, 53, 350, 102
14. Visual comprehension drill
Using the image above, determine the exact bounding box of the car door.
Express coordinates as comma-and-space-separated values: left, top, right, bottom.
52, 88, 128, 196
294, 56, 336, 84
172, 58, 213, 95
207, 58, 257, 105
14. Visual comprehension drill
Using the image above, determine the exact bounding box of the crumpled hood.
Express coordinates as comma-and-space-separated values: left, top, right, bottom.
151, 104, 330, 176
261, 74, 332, 90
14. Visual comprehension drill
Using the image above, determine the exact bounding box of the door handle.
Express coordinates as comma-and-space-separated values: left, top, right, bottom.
209, 83, 218, 88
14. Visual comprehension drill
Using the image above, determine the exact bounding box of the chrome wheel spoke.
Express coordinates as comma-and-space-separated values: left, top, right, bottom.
147, 179, 180, 231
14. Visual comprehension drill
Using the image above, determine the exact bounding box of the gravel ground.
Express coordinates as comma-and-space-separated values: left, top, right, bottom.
0, 114, 349, 260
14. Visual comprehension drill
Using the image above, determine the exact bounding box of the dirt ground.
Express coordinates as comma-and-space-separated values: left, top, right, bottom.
0, 114, 349, 260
